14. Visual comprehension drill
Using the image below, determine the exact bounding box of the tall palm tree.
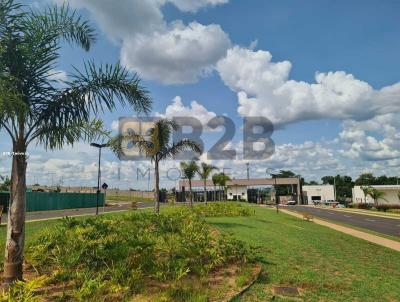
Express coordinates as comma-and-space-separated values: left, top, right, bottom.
180, 159, 199, 208
111, 119, 201, 213
0, 1, 151, 283
197, 162, 217, 205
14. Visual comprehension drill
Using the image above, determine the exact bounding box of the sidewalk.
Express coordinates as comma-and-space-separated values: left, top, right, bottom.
280, 209, 400, 252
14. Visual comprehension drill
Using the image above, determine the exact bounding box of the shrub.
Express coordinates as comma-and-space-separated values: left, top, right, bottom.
192, 202, 253, 217
357, 203, 373, 210
374, 204, 400, 212
26, 209, 254, 299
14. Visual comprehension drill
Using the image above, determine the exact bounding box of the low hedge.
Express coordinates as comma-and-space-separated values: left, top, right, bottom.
193, 202, 254, 217
375, 204, 400, 212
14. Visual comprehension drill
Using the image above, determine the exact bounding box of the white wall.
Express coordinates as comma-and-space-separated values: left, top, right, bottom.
303, 185, 335, 203
227, 185, 247, 201
352, 186, 400, 205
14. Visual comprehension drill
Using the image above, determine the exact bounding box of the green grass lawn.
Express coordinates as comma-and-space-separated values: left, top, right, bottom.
207, 205, 400, 302
0, 204, 399, 301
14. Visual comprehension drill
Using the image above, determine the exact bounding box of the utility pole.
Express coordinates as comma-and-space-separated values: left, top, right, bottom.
246, 163, 250, 180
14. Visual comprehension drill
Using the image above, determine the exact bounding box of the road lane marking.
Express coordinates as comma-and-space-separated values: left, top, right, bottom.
365, 218, 376, 222
344, 215, 352, 218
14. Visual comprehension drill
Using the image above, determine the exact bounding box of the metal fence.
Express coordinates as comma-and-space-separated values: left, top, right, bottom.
0, 191, 104, 212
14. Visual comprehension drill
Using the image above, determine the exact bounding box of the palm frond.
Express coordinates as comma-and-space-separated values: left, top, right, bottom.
67, 61, 151, 114
160, 139, 201, 161
32, 118, 108, 150
180, 159, 199, 180
26, 3, 96, 51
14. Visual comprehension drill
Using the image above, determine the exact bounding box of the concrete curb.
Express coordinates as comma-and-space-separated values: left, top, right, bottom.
280, 209, 400, 252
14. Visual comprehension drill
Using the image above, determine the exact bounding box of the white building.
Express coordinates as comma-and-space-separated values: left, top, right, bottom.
227, 185, 248, 201
352, 185, 400, 204
303, 185, 335, 204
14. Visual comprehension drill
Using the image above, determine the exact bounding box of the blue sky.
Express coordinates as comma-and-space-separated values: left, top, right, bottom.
1, 0, 400, 189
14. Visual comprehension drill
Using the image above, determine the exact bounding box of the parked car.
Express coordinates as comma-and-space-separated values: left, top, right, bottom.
286, 200, 297, 205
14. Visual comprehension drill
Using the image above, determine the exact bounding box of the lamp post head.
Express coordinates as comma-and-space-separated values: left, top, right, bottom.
90, 143, 109, 148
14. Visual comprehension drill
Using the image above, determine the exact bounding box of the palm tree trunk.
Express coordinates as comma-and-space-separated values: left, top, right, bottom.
204, 179, 207, 205
3, 141, 27, 284
189, 179, 193, 209
154, 160, 160, 214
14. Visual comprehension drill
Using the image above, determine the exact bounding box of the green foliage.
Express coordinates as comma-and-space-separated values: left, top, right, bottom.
26, 208, 253, 299
0, 175, 11, 191
374, 204, 400, 212
193, 202, 253, 217
321, 175, 354, 200
357, 203, 373, 210
0, 276, 48, 302
180, 159, 199, 181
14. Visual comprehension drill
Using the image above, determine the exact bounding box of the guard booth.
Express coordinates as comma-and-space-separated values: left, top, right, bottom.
179, 177, 303, 204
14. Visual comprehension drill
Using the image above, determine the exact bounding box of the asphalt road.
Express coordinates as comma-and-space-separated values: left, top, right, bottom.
1, 202, 155, 224
285, 205, 400, 238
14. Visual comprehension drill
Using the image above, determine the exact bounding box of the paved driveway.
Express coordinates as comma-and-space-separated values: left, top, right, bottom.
285, 205, 400, 238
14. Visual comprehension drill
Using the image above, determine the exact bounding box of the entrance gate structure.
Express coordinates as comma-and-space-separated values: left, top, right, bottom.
178, 177, 303, 204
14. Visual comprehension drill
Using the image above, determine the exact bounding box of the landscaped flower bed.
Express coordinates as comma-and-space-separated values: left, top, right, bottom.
16, 205, 258, 301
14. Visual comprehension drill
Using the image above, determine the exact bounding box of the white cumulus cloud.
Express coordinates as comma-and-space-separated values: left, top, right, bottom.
156, 96, 218, 130
54, 0, 231, 84
217, 46, 400, 126
121, 21, 230, 84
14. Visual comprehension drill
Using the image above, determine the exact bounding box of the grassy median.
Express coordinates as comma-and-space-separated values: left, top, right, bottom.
208, 205, 400, 301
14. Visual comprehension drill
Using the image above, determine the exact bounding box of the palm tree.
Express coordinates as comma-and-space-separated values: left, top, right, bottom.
0, 1, 151, 283
197, 162, 217, 205
180, 159, 199, 208
361, 186, 372, 204
367, 188, 386, 207
213, 172, 230, 201
111, 119, 201, 214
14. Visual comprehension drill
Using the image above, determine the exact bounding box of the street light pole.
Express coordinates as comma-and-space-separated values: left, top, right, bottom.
266, 168, 279, 213
90, 143, 108, 215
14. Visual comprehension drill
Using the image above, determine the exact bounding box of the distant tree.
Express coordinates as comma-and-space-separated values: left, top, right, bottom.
355, 173, 376, 186
197, 163, 217, 205
375, 175, 389, 185
307, 181, 319, 185
321, 175, 354, 201
0, 176, 11, 191
274, 170, 297, 196
212, 173, 230, 201
180, 159, 199, 209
